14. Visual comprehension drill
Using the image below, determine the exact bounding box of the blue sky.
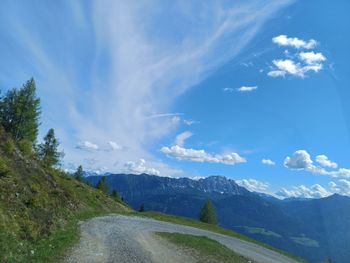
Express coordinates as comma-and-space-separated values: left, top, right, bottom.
1, 0, 350, 198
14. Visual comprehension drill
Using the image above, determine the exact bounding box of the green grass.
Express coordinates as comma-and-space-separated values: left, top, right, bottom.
0, 127, 132, 262
136, 211, 307, 263
156, 232, 254, 263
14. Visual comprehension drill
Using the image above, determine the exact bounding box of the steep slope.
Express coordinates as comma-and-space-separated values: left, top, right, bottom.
86, 173, 350, 263
0, 128, 131, 262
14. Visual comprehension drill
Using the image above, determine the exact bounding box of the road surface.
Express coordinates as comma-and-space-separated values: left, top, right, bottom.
65, 215, 299, 263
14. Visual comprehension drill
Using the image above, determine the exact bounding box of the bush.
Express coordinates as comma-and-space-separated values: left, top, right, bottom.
0, 156, 10, 177
4, 139, 15, 154
17, 140, 33, 157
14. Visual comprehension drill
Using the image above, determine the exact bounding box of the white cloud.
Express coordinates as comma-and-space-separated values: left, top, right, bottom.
223, 87, 235, 92
299, 51, 326, 65
284, 150, 314, 170
237, 86, 258, 92
1, 1, 294, 176
124, 159, 160, 176
316, 155, 338, 169
284, 150, 350, 178
276, 184, 330, 199
267, 70, 286, 77
262, 159, 275, 166
183, 119, 199, 126
329, 180, 350, 196
268, 58, 325, 78
273, 59, 303, 76
272, 35, 317, 49
76, 141, 99, 150
236, 179, 269, 192
174, 131, 193, 147
108, 141, 122, 151
268, 36, 326, 78
161, 145, 246, 165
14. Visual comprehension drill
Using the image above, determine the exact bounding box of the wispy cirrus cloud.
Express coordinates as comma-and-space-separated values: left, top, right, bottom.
0, 0, 294, 175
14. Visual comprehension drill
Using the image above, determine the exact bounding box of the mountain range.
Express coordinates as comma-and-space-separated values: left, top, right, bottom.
85, 173, 350, 263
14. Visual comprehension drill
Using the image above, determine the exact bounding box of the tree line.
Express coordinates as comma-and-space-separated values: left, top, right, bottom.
0, 78, 63, 167
0, 78, 122, 200
0, 79, 217, 220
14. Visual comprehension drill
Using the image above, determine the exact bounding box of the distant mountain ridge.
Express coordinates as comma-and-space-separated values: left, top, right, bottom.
85, 173, 350, 263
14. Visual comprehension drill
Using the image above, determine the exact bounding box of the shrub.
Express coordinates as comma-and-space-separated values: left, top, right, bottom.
17, 139, 33, 157
4, 139, 15, 154
0, 156, 10, 177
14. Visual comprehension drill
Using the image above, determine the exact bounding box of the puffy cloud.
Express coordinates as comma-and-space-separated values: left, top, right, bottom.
299, 51, 326, 65
329, 180, 350, 196
316, 155, 338, 169
276, 184, 331, 199
174, 131, 193, 147
237, 86, 258, 92
268, 37, 326, 78
284, 150, 314, 170
262, 159, 276, 166
161, 145, 246, 165
277, 179, 350, 199
272, 35, 317, 49
124, 159, 160, 176
284, 150, 350, 178
76, 141, 99, 150
236, 179, 269, 192
272, 59, 303, 76
108, 141, 122, 151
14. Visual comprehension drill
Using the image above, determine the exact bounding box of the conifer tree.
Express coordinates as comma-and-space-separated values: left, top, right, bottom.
37, 128, 63, 167
199, 200, 217, 225
139, 203, 145, 212
0, 78, 40, 143
111, 189, 121, 200
96, 176, 109, 194
74, 165, 84, 182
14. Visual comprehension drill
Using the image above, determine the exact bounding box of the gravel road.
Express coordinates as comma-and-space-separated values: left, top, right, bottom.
65, 215, 299, 263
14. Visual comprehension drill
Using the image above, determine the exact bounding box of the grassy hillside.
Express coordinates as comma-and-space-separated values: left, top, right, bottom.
0, 127, 131, 262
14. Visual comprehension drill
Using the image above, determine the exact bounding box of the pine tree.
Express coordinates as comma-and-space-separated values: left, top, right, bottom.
74, 165, 84, 182
139, 203, 145, 212
37, 128, 63, 167
96, 176, 109, 194
199, 200, 217, 225
111, 189, 121, 200
0, 78, 40, 143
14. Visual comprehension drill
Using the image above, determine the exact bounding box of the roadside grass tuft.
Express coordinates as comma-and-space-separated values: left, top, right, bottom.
156, 232, 254, 263
137, 211, 307, 263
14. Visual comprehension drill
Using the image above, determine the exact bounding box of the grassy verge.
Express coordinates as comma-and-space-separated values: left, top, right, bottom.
136, 211, 307, 263
156, 232, 254, 263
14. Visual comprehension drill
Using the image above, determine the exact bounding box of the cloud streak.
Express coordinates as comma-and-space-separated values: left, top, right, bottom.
0, 0, 294, 175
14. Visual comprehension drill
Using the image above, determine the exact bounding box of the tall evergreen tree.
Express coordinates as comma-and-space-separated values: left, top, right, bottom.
199, 200, 217, 225
37, 128, 63, 167
111, 189, 121, 200
0, 78, 40, 143
74, 165, 84, 182
96, 176, 109, 194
